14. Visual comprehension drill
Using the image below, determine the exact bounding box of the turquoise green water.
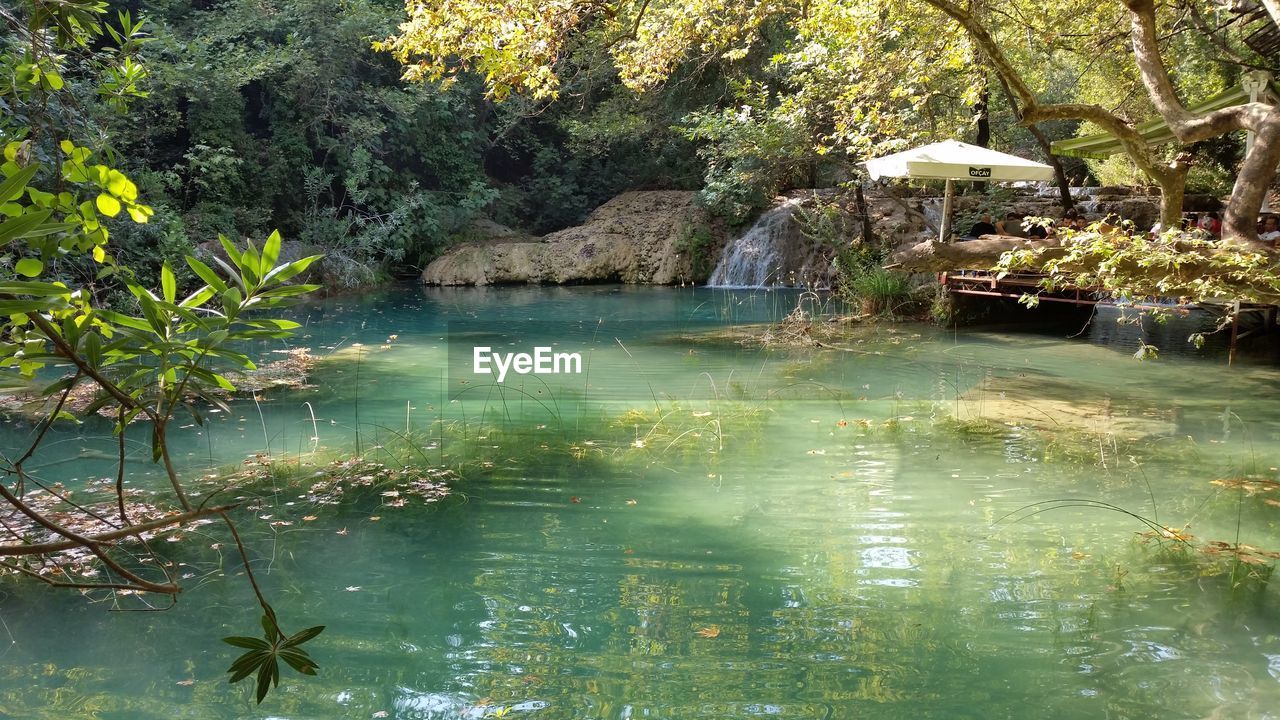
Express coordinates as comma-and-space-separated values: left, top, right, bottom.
2, 286, 1280, 719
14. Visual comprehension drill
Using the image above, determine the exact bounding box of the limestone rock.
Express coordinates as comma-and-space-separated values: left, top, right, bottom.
422, 191, 719, 286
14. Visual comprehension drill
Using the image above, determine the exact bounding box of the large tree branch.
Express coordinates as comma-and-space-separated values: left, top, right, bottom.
920, 0, 1171, 187
0, 481, 179, 593
27, 313, 193, 510
1181, 0, 1269, 71
888, 234, 1066, 272
1121, 0, 1263, 139
1121, 0, 1280, 244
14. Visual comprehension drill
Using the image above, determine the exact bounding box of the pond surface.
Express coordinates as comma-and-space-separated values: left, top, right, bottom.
2, 285, 1280, 719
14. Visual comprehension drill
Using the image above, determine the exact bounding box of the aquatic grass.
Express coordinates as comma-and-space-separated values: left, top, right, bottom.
995, 498, 1186, 544
845, 268, 913, 317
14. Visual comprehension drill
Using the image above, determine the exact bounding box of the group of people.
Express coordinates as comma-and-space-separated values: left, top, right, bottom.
966, 209, 1088, 240
1159, 212, 1280, 245
966, 207, 1280, 245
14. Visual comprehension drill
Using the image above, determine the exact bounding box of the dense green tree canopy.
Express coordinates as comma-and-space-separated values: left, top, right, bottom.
381, 0, 1279, 242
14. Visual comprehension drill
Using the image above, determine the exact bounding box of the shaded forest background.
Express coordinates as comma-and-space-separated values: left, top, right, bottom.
38, 0, 1252, 289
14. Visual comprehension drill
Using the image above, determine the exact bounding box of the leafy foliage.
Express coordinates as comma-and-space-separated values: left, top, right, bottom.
2, 0, 324, 705
224, 609, 324, 704
681, 82, 817, 221
994, 223, 1280, 307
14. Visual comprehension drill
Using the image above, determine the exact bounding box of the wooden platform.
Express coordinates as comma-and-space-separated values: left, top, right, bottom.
939, 271, 1279, 364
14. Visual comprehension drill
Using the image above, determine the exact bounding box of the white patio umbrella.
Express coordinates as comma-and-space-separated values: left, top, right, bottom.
863, 140, 1055, 242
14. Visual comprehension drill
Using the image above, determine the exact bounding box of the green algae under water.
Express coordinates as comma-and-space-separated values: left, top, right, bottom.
2, 285, 1280, 720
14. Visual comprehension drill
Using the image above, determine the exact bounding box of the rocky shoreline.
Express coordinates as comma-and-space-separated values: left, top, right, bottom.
420, 186, 1180, 288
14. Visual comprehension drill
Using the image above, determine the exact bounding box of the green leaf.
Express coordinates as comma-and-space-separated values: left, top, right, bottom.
82, 332, 103, 367
221, 286, 243, 315
260, 612, 279, 640
0, 209, 54, 246
179, 285, 216, 308
136, 293, 169, 336
254, 658, 277, 704
0, 280, 68, 297
258, 284, 321, 298
264, 256, 322, 285
217, 234, 242, 265
223, 636, 271, 651
125, 203, 153, 223
160, 264, 176, 303
96, 309, 154, 332
0, 163, 38, 203
150, 425, 162, 462
283, 625, 325, 647
227, 651, 268, 683
15, 258, 43, 277
95, 193, 122, 217
262, 229, 281, 270
0, 298, 59, 315
277, 648, 318, 675
185, 256, 229, 293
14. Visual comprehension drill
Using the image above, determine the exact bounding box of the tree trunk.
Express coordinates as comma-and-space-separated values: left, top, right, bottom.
855, 183, 874, 248
1224, 117, 1280, 244
974, 88, 990, 147
1122, 0, 1277, 244
972, 86, 990, 191
1262, 0, 1280, 32
988, 70, 1074, 211
1039, 129, 1076, 212
1158, 169, 1186, 230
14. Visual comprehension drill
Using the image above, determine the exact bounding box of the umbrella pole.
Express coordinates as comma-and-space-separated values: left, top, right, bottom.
939, 178, 954, 243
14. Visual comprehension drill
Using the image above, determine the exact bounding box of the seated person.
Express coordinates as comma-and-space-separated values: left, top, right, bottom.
1026, 221, 1049, 239
1260, 216, 1280, 244
995, 212, 1026, 237
1197, 211, 1222, 237
1058, 208, 1088, 231
968, 212, 997, 238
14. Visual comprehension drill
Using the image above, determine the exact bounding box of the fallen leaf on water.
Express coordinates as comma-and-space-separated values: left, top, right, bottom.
369, 516, 382, 521
626, 499, 637, 506
695, 625, 721, 638
692, 411, 712, 418
836, 419, 848, 427
176, 679, 195, 686
571, 496, 582, 504
336, 527, 349, 535
372, 712, 389, 719
302, 515, 318, 522
346, 586, 362, 592
1071, 551, 1090, 560
623, 548, 635, 555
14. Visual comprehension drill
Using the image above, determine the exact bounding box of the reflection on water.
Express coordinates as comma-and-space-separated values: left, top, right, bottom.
1, 285, 1279, 720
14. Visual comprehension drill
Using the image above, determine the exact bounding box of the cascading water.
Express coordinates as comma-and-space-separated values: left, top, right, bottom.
707, 198, 805, 287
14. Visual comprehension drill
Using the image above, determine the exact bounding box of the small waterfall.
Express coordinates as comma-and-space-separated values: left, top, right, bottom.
707, 198, 805, 287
